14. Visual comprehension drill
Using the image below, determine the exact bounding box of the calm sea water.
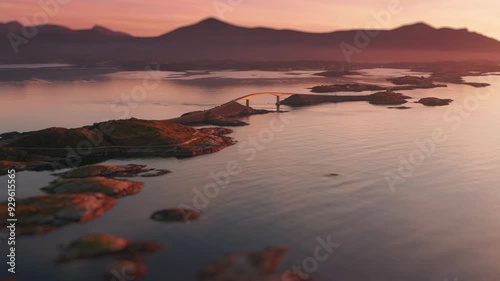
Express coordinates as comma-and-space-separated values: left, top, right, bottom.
0, 68, 499, 281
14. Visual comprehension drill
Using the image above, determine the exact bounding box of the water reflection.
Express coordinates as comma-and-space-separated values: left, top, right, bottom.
0, 70, 499, 281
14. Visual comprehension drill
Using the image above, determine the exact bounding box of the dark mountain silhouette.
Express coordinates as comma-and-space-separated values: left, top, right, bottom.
1, 18, 500, 63
0, 21, 23, 33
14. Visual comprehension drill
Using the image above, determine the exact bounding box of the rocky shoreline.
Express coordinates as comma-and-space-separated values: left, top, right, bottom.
0, 120, 235, 175
0, 164, 171, 235
0, 100, 279, 175
169, 100, 273, 126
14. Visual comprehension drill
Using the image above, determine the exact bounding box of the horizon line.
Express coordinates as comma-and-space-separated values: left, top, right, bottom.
1, 17, 492, 40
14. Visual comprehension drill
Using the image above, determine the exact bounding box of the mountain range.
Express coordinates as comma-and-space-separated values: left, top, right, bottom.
1, 18, 500, 64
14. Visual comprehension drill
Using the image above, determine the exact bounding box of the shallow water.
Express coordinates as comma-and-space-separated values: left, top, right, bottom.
0, 69, 499, 281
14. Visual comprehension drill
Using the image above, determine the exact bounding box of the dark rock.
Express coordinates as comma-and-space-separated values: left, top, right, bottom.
0, 193, 115, 236
103, 259, 147, 281
463, 82, 491, 88
388, 76, 448, 90
313, 70, 359, 77
0, 161, 23, 174
431, 71, 466, 84
431, 72, 465, 84
310, 80, 447, 94
388, 106, 412, 110
0, 147, 34, 162
281, 91, 411, 107
0, 147, 61, 175
310, 83, 385, 93
140, 169, 171, 177
57, 234, 162, 262
430, 71, 491, 88
41, 177, 144, 198
0, 131, 20, 139
367, 91, 412, 105
198, 247, 288, 281
53, 164, 170, 178
8, 127, 113, 153
54, 164, 149, 178
418, 97, 453, 106
391, 84, 447, 91
206, 112, 248, 126
198, 127, 234, 136
5, 118, 235, 160
388, 76, 434, 86
181, 110, 204, 117
150, 208, 201, 223
280, 94, 367, 106
171, 101, 271, 126
391, 72, 491, 89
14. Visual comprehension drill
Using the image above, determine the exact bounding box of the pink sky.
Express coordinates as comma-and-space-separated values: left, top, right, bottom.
1, 0, 499, 40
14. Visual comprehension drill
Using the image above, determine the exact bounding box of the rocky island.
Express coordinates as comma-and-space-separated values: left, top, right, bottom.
0, 118, 236, 174
417, 97, 454, 106
0, 193, 116, 235
310, 83, 386, 93
169, 101, 273, 126
313, 70, 360, 77
280, 91, 412, 106
310, 80, 448, 93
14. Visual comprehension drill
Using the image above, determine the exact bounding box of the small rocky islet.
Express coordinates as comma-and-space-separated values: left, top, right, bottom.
41, 176, 144, 198
198, 246, 289, 281
53, 163, 169, 178
150, 208, 201, 223
0, 193, 115, 236
57, 234, 163, 262
417, 97, 454, 106
60, 234, 162, 281
310, 83, 387, 93
313, 70, 361, 77
388, 74, 490, 88
280, 90, 454, 108
104, 258, 148, 281
388, 106, 412, 110
279, 91, 412, 106
309, 77, 447, 94
171, 100, 273, 126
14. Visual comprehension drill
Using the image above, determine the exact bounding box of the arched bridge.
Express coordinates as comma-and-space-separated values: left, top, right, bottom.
233, 92, 296, 111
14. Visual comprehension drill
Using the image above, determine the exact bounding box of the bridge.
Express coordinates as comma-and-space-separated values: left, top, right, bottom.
233, 92, 295, 111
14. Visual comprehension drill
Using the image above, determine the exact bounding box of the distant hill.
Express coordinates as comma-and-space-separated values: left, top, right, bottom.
1, 18, 500, 64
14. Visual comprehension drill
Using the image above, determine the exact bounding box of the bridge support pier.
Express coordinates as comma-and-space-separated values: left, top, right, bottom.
276, 96, 281, 112
246, 99, 250, 107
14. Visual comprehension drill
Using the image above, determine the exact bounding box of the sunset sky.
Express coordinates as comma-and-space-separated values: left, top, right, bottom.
1, 0, 499, 40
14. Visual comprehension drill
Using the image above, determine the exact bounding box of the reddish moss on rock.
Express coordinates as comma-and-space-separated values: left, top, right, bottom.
0, 193, 116, 236
58, 234, 162, 262
41, 176, 144, 198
